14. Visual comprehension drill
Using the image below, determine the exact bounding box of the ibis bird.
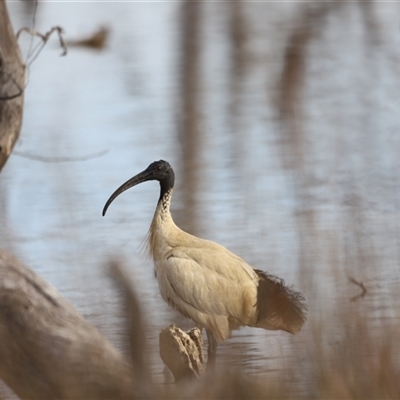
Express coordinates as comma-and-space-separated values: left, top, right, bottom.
103, 160, 306, 365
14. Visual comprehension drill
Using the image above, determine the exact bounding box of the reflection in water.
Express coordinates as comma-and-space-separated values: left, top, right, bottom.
278, 12, 310, 169
228, 0, 248, 165
176, 0, 202, 236
277, 2, 338, 154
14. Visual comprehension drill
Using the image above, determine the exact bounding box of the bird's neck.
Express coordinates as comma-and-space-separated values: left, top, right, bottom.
148, 189, 179, 262
157, 187, 173, 217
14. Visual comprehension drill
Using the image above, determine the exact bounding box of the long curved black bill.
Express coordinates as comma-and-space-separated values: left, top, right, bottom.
102, 169, 153, 216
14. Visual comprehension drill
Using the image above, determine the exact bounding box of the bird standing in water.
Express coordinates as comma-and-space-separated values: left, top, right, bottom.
103, 160, 306, 365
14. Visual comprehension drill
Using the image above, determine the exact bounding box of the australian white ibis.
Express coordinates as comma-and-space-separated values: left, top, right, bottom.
103, 160, 306, 365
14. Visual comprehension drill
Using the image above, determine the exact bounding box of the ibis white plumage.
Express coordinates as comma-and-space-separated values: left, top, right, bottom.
103, 160, 306, 365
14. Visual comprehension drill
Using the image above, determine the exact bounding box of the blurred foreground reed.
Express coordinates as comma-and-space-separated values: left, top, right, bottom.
159, 308, 399, 399
1, 251, 398, 400
112, 262, 400, 399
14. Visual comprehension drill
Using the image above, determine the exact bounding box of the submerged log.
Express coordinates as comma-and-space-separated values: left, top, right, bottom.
0, 249, 135, 400
0, 0, 25, 172
159, 324, 205, 381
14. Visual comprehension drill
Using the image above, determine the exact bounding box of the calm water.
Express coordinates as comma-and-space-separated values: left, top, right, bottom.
1, 0, 400, 386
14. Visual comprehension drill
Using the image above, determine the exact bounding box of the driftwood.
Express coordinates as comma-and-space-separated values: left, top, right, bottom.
0, 249, 136, 400
159, 325, 205, 381
0, 0, 25, 172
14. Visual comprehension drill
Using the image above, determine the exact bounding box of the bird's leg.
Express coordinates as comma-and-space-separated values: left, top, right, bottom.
206, 330, 218, 367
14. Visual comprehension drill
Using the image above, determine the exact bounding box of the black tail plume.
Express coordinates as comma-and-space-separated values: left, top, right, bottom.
254, 270, 307, 334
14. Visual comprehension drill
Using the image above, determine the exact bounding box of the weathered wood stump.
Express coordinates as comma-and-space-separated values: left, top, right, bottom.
0, 249, 136, 400
159, 324, 205, 381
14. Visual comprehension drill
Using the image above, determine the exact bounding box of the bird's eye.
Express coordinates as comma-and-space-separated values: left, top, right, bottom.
157, 165, 162, 170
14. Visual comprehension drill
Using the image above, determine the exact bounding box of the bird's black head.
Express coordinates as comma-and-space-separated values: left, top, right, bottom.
102, 160, 175, 216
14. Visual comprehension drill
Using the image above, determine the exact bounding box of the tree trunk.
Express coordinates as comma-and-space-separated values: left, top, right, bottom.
0, 0, 25, 173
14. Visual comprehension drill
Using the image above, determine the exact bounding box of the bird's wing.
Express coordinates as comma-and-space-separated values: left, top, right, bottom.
162, 246, 258, 322
176, 238, 259, 282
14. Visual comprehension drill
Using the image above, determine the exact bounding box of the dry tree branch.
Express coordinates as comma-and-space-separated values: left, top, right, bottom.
13, 149, 108, 163
17, 26, 67, 65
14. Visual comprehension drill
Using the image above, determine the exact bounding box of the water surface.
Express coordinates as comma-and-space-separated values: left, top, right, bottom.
1, 0, 400, 388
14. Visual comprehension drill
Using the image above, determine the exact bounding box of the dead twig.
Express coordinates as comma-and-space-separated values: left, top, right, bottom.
348, 276, 368, 302
17, 26, 67, 65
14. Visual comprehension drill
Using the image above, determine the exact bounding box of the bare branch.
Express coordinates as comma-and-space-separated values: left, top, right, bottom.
13, 149, 108, 163
17, 26, 67, 64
